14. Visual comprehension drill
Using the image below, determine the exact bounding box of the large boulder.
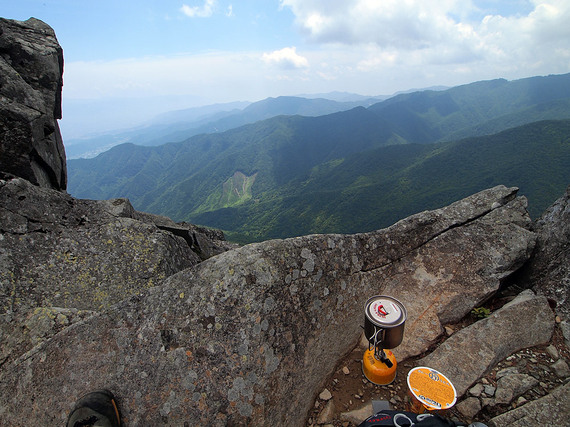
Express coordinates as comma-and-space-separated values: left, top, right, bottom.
0, 176, 232, 365
418, 290, 555, 397
518, 185, 570, 319
0, 185, 537, 426
0, 18, 66, 190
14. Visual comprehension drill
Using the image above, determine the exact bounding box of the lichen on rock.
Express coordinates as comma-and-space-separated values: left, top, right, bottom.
0, 183, 540, 426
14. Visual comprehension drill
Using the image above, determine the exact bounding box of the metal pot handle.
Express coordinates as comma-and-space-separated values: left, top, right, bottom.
369, 326, 393, 367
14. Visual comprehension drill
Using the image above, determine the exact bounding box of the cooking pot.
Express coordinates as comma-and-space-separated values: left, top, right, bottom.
364, 295, 407, 349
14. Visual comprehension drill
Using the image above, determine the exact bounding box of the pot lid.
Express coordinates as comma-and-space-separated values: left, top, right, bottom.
365, 296, 405, 327
407, 367, 457, 410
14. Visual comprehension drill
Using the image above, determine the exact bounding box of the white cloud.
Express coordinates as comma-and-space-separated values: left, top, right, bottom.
226, 4, 234, 17
261, 47, 309, 69
280, 0, 464, 48
181, 0, 216, 18
279, 0, 570, 75
60, 1, 570, 139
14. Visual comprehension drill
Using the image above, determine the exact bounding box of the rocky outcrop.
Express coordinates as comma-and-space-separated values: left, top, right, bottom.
134, 210, 233, 261
419, 290, 554, 397
0, 18, 66, 190
519, 185, 570, 319
0, 176, 234, 365
0, 185, 538, 426
0, 177, 199, 314
488, 381, 570, 426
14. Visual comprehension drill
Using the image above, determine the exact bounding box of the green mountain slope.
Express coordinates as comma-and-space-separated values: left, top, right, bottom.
192, 120, 570, 242
69, 107, 395, 211
67, 74, 570, 243
65, 95, 384, 159
368, 74, 570, 143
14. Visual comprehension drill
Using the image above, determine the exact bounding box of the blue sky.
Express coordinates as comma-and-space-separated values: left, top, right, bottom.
2, 1, 569, 138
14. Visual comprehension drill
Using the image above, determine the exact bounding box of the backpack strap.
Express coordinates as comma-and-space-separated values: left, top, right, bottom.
359, 410, 467, 427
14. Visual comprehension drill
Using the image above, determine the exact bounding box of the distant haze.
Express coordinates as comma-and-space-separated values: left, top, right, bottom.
3, 1, 568, 139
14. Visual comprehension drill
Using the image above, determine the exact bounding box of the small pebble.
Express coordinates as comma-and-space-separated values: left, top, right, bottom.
551, 359, 570, 378
546, 344, 559, 360
496, 367, 518, 378
483, 385, 496, 397
469, 384, 484, 397
342, 366, 350, 375
319, 389, 332, 401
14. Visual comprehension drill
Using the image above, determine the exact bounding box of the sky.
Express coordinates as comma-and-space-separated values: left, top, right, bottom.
2, 0, 570, 139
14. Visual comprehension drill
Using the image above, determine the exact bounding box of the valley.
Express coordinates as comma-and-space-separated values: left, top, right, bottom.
67, 73, 570, 243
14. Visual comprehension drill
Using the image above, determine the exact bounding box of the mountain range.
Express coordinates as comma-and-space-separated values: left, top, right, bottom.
64, 95, 390, 159
67, 73, 570, 243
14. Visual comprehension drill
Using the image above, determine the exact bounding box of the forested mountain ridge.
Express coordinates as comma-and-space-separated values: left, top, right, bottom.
64, 95, 385, 159
367, 73, 570, 144
68, 73, 570, 243
190, 119, 570, 241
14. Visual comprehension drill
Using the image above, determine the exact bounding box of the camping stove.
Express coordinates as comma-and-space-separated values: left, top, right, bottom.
362, 295, 407, 385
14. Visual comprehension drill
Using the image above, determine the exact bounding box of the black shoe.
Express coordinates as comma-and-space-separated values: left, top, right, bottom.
67, 389, 121, 427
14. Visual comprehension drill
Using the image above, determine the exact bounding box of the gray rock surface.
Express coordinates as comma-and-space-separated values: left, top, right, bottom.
0, 176, 231, 365
561, 320, 570, 348
317, 400, 335, 424
456, 397, 482, 419
340, 401, 374, 425
0, 185, 538, 426
134, 210, 236, 260
519, 185, 570, 319
494, 373, 538, 405
551, 359, 570, 378
418, 290, 555, 397
469, 383, 485, 397
0, 18, 66, 190
488, 381, 570, 427
496, 366, 519, 379
378, 190, 536, 361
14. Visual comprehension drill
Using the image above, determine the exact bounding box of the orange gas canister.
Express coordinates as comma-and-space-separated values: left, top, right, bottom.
362, 348, 397, 385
